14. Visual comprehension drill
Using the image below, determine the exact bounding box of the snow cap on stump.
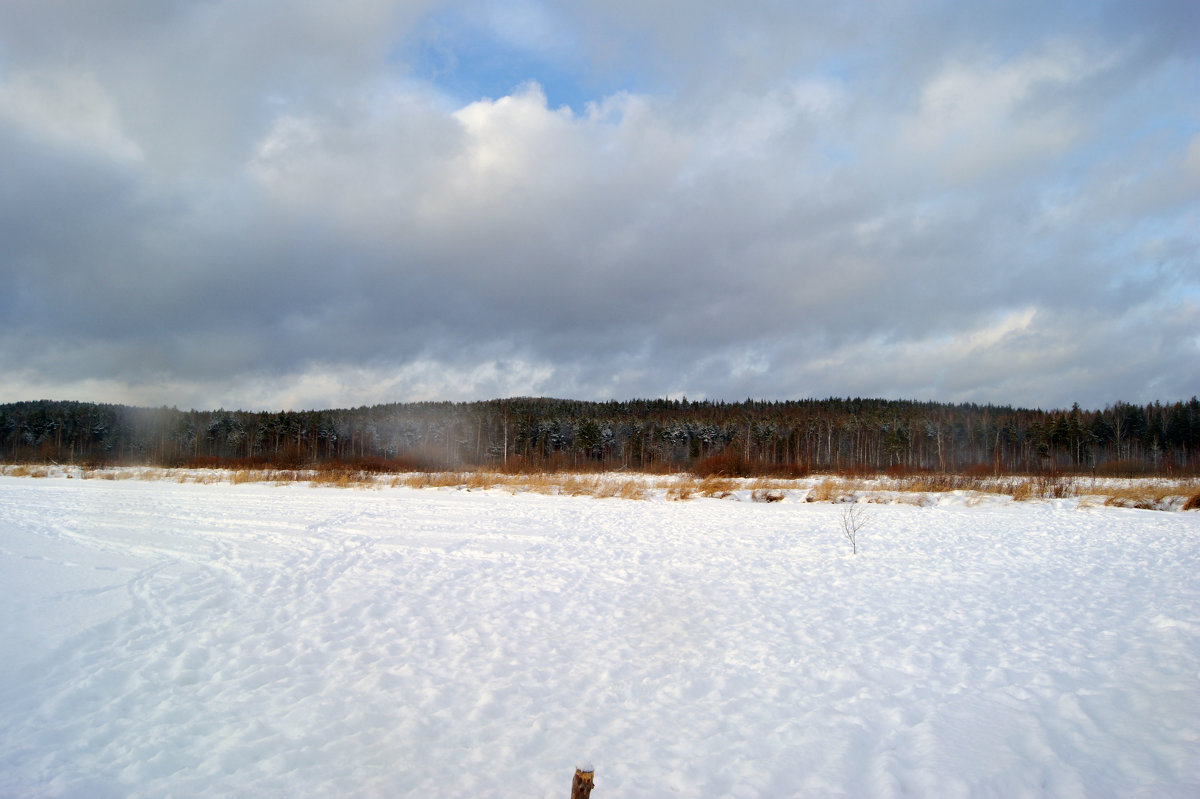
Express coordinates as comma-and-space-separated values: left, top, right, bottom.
571, 762, 595, 799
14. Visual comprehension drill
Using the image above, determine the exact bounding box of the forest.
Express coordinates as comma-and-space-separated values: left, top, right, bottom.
2, 396, 1199, 476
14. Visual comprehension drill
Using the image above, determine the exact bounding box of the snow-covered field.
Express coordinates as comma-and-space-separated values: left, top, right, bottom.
1, 474, 1198, 798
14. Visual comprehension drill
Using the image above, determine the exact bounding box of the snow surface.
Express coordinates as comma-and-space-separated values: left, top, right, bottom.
1, 474, 1198, 798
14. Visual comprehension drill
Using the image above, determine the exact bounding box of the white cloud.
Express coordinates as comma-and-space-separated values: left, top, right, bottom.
449, 82, 580, 192
0, 1, 1196, 410
780, 299, 1200, 408
0, 354, 560, 411
211, 357, 559, 410
900, 42, 1112, 181
0, 68, 143, 162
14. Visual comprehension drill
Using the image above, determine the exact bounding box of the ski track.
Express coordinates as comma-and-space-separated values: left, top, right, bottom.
0, 476, 1198, 798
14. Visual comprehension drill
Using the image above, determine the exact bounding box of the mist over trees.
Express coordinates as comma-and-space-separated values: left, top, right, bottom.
2, 397, 1198, 476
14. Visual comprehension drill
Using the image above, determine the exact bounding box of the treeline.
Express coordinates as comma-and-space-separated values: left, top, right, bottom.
2, 396, 1199, 476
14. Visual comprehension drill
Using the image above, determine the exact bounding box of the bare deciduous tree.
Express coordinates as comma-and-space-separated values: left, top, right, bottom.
841, 503, 868, 554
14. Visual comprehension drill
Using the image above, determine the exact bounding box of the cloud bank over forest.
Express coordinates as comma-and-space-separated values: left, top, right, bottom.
1, 1, 1197, 410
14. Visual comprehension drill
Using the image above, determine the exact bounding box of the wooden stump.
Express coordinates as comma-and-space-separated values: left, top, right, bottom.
570, 764, 594, 799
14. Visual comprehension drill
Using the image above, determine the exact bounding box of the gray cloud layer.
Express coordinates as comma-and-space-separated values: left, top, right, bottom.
1, 1, 1197, 410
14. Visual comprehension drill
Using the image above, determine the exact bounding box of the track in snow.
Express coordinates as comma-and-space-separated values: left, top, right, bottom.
1, 475, 1198, 797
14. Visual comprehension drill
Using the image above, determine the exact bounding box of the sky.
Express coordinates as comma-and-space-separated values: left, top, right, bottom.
1, 1, 1197, 412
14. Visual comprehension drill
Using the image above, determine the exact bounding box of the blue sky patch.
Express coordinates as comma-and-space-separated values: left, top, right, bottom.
395, 2, 638, 112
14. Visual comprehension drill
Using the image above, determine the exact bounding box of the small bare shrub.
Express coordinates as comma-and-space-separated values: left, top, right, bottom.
1034, 474, 1070, 499
840, 503, 869, 555
996, 475, 1073, 501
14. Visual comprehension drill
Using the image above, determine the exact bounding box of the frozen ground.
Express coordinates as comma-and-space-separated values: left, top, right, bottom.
1, 473, 1198, 798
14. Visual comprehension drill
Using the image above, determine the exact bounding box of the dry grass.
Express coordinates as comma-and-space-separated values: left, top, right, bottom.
4, 463, 1197, 511
464, 472, 497, 491
616, 479, 647, 501
748, 477, 789, 492
591, 479, 620, 499
665, 477, 695, 501
698, 476, 738, 498
90, 469, 139, 481
591, 476, 650, 500
7, 465, 50, 478
877, 473, 1080, 502
394, 471, 655, 499
393, 472, 466, 490
889, 475, 942, 493
1010, 480, 1035, 501
879, 474, 1200, 507
806, 478, 859, 503
513, 473, 557, 494
561, 475, 601, 497
265, 469, 1195, 509
1102, 483, 1197, 511
751, 487, 785, 503
805, 478, 837, 502
229, 469, 259, 485
310, 470, 369, 489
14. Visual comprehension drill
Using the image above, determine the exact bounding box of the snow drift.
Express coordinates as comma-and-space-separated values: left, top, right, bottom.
1, 474, 1197, 797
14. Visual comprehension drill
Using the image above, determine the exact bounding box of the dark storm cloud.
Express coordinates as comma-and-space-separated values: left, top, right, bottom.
0, 1, 1196, 410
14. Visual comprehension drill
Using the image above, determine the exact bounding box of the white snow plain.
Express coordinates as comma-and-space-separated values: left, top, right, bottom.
1, 473, 1198, 798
